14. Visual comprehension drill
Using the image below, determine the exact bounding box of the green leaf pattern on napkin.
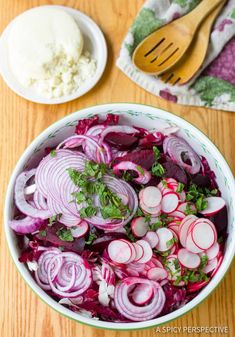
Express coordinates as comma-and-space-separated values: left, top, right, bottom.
193, 77, 235, 106
125, 8, 164, 55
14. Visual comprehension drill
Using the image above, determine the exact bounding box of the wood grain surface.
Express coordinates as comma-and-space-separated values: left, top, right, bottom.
0, 1, 234, 337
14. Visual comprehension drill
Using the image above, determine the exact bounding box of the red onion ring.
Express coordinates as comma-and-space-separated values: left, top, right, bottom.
114, 277, 165, 321
113, 161, 151, 184
9, 216, 44, 234
33, 190, 48, 210
34, 248, 62, 290
47, 252, 92, 298
100, 125, 138, 142
15, 169, 52, 219
163, 136, 201, 174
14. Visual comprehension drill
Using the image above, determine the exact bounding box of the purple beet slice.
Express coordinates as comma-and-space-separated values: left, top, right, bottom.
191, 174, 211, 188
113, 149, 155, 170
105, 132, 139, 150
35, 223, 85, 253
208, 206, 228, 237
162, 161, 188, 185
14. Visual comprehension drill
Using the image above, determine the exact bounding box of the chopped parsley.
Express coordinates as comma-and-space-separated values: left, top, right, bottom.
39, 229, 47, 237
166, 236, 177, 248
153, 146, 161, 160
151, 163, 165, 177
185, 203, 197, 215
56, 228, 74, 242
124, 224, 135, 242
176, 182, 184, 193
80, 206, 97, 219
50, 150, 57, 157
85, 232, 97, 245
186, 183, 208, 212
48, 214, 61, 227
68, 160, 129, 220
136, 165, 145, 176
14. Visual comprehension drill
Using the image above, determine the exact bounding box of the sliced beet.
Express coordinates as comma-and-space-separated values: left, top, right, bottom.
191, 174, 211, 188
35, 223, 85, 253
162, 161, 188, 185
105, 132, 139, 150
91, 233, 127, 252
208, 206, 228, 237
113, 149, 155, 170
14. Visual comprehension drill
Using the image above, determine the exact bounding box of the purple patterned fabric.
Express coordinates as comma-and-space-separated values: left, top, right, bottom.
215, 19, 233, 32
159, 90, 178, 103
203, 37, 235, 85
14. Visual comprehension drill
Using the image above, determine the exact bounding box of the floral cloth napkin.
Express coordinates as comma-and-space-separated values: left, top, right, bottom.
116, 0, 235, 111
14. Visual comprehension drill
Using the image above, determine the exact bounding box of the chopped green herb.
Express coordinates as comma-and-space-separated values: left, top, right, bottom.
48, 214, 61, 227
122, 171, 133, 182
153, 146, 161, 160
166, 236, 177, 248
185, 203, 197, 215
149, 221, 163, 231
151, 163, 165, 177
59, 246, 65, 251
85, 232, 97, 245
39, 230, 47, 237
124, 224, 136, 242
72, 191, 86, 204
136, 165, 145, 176
218, 236, 223, 244
80, 206, 97, 219
176, 182, 184, 193
101, 205, 123, 219
56, 228, 74, 242
136, 207, 144, 217
199, 254, 208, 269
50, 150, 56, 157
195, 195, 208, 212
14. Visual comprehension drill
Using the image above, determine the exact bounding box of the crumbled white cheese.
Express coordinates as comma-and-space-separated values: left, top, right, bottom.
8, 7, 96, 98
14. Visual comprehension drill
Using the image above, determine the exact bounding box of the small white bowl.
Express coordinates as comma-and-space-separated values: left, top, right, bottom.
0, 5, 107, 104
4, 103, 235, 330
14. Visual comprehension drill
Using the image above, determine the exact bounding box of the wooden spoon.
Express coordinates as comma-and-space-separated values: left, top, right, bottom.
132, 0, 225, 75
160, 1, 226, 85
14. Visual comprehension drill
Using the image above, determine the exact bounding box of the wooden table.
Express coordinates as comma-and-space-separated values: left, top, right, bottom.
0, 1, 234, 337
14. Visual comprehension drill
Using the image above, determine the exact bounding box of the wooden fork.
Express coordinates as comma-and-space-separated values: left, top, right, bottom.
160, 1, 226, 85
132, 0, 225, 76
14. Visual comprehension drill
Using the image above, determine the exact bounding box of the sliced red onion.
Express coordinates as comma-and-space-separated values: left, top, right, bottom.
47, 252, 92, 298
113, 161, 151, 184
100, 125, 138, 142
33, 190, 48, 210
15, 169, 52, 219
86, 125, 105, 137
9, 216, 44, 234
114, 277, 165, 321
35, 149, 82, 198
34, 248, 62, 290
163, 136, 201, 174
57, 135, 110, 164
84, 175, 138, 231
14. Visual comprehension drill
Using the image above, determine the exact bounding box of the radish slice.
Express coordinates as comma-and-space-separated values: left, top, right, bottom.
179, 215, 197, 247
185, 232, 204, 253
142, 186, 162, 208
162, 188, 172, 196
178, 248, 200, 269
143, 231, 159, 248
211, 255, 223, 277
135, 240, 153, 263
108, 240, 132, 264
156, 228, 174, 252
203, 257, 218, 274
165, 255, 182, 281
161, 192, 179, 214
131, 217, 149, 238
133, 242, 144, 262
178, 190, 186, 202
205, 242, 220, 260
119, 239, 137, 263
169, 210, 185, 219
199, 197, 225, 216
165, 178, 178, 185
168, 223, 180, 235
131, 283, 153, 305
71, 220, 89, 238
140, 199, 161, 215
139, 189, 144, 200
147, 267, 168, 281
191, 221, 216, 250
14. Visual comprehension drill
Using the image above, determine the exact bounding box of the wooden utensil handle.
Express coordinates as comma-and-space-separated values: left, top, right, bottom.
187, 0, 225, 30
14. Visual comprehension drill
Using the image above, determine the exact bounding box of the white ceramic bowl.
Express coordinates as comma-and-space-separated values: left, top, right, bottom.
0, 5, 107, 104
4, 103, 235, 330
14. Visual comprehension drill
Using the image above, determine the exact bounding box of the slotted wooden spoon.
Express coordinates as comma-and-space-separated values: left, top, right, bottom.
160, 1, 226, 85
132, 0, 225, 76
